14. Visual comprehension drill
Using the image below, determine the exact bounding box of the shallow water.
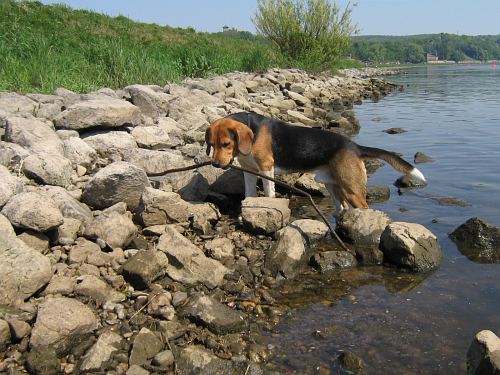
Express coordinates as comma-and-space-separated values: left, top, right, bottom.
258, 65, 500, 374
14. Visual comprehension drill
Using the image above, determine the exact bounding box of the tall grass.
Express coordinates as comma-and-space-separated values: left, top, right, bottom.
0, 1, 357, 94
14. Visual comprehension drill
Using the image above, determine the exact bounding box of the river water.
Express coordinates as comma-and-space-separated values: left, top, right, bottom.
258, 64, 500, 374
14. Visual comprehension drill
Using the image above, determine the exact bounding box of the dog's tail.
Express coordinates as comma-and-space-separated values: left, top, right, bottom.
359, 145, 426, 182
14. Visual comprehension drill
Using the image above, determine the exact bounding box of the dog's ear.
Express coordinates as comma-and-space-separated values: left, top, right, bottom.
235, 125, 253, 156
205, 127, 212, 156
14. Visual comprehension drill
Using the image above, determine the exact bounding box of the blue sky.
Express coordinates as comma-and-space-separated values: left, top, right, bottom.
39, 0, 499, 36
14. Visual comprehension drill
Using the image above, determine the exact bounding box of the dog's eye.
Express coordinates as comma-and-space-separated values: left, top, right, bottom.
222, 142, 230, 148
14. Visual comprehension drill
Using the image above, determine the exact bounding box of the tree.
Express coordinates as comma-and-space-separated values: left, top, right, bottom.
253, 0, 358, 66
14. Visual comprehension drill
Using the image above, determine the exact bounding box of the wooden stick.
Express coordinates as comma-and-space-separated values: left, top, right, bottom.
148, 162, 352, 253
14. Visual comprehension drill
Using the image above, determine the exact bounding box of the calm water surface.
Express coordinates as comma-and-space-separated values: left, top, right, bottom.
258, 65, 500, 374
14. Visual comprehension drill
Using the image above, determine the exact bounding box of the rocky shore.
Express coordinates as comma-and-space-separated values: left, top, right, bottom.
0, 67, 493, 374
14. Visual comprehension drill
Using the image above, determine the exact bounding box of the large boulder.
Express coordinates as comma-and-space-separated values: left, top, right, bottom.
22, 152, 73, 187
0, 214, 52, 306
241, 197, 291, 234
81, 130, 138, 158
0, 92, 38, 114
1, 191, 64, 232
337, 208, 392, 247
380, 222, 442, 272
4, 116, 64, 155
449, 218, 500, 263
121, 148, 187, 176
157, 225, 230, 289
467, 330, 500, 375
53, 98, 142, 130
30, 297, 98, 355
82, 161, 149, 211
125, 84, 173, 118
265, 225, 307, 278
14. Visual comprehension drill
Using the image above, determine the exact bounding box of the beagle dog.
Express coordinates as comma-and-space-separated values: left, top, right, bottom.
205, 111, 426, 214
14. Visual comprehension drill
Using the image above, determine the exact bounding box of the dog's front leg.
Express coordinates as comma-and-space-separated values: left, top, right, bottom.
244, 172, 258, 197
261, 167, 275, 198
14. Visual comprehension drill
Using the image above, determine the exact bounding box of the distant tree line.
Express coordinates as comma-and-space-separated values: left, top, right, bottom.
350, 33, 500, 63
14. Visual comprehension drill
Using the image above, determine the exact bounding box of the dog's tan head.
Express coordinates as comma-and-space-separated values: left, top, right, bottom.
205, 118, 254, 168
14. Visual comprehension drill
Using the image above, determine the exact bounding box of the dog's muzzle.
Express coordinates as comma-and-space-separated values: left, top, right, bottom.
211, 158, 233, 170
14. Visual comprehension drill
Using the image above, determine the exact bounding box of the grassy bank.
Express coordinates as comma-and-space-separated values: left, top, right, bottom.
0, 1, 362, 94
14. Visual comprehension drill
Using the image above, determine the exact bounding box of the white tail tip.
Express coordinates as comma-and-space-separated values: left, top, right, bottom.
410, 168, 426, 182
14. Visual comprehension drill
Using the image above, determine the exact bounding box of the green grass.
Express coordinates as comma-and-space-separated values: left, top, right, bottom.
0, 1, 359, 94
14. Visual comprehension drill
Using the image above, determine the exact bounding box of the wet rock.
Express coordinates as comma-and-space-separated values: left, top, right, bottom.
355, 246, 384, 265
179, 293, 245, 334
54, 98, 142, 130
30, 297, 98, 355
63, 137, 98, 168
5, 116, 64, 155
157, 225, 230, 289
131, 125, 174, 149
84, 210, 137, 249
17, 230, 50, 253
337, 208, 392, 247
82, 161, 149, 211
380, 222, 442, 272
204, 237, 235, 261
125, 84, 172, 117
25, 346, 60, 375
431, 196, 469, 207
2, 191, 63, 232
394, 174, 427, 188
266, 225, 307, 278
366, 184, 390, 204
467, 330, 500, 375
81, 130, 138, 158
129, 327, 164, 367
339, 351, 364, 373
289, 219, 328, 243
122, 250, 168, 290
310, 251, 357, 272
79, 330, 122, 372
414, 151, 433, 164
241, 197, 291, 234
0, 164, 23, 208
449, 217, 500, 263
383, 127, 406, 134
74, 274, 125, 303
22, 152, 73, 187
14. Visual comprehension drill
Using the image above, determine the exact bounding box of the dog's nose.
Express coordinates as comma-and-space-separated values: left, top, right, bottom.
211, 160, 221, 168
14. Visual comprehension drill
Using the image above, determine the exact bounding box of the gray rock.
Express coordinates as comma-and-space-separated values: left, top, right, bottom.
380, 222, 442, 272
43, 275, 75, 296
449, 217, 500, 263
286, 110, 317, 127
266, 225, 307, 278
2, 191, 63, 232
82, 161, 149, 211
295, 172, 328, 196
122, 148, 187, 176
0, 141, 31, 168
157, 225, 230, 289
53, 87, 81, 107
310, 251, 357, 272
146, 290, 175, 320
383, 127, 406, 134
25, 346, 60, 375
17, 230, 50, 253
199, 165, 245, 196
30, 297, 98, 355
414, 151, 433, 164
289, 219, 328, 243
185, 77, 228, 94
68, 237, 112, 267
467, 330, 500, 375
179, 293, 245, 334
84, 211, 137, 249
53, 217, 82, 245
122, 250, 168, 290
54, 98, 142, 130
80, 330, 122, 372
366, 184, 391, 204
131, 125, 174, 149
129, 327, 164, 366
337, 208, 392, 247
22, 152, 73, 187
81, 130, 138, 158
152, 350, 174, 368
204, 237, 235, 261
6, 318, 31, 341
0, 92, 38, 114
241, 197, 291, 234
0, 319, 11, 351
0, 164, 23, 207
38, 185, 93, 224
127, 365, 150, 375
154, 170, 210, 202
138, 187, 192, 226
26, 93, 64, 120
74, 274, 125, 303
63, 137, 98, 168
125, 85, 173, 117
5, 116, 64, 155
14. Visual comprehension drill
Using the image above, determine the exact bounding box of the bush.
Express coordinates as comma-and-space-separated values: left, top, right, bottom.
253, 0, 358, 68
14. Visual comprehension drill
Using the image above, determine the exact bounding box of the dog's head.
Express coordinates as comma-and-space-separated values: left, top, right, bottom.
205, 118, 254, 168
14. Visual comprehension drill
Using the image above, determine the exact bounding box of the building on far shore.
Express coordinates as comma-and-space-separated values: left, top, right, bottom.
426, 53, 439, 63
